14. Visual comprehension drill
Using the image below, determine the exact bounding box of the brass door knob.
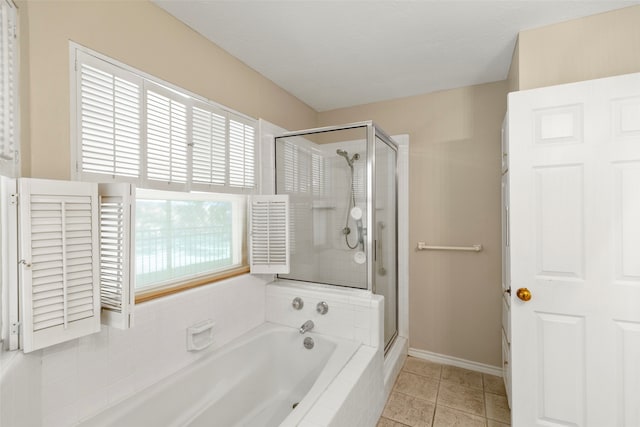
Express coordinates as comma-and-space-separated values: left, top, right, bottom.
516, 288, 532, 302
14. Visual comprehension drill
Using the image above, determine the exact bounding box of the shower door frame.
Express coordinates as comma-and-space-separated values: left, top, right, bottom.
274, 121, 399, 352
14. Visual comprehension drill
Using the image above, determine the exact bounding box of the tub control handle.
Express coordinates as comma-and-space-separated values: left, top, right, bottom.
316, 301, 329, 315
292, 297, 304, 310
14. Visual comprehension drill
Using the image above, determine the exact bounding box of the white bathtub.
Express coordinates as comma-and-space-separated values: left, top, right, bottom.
79, 323, 360, 427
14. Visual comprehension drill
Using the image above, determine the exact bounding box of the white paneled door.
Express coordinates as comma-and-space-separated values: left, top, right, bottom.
508, 73, 640, 426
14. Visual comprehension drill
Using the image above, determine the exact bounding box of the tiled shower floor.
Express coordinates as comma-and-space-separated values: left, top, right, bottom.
377, 357, 511, 427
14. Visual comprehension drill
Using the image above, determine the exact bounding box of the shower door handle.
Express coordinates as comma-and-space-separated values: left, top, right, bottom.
376, 222, 386, 276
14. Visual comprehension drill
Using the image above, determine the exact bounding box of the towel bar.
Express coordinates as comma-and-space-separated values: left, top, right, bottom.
417, 242, 482, 252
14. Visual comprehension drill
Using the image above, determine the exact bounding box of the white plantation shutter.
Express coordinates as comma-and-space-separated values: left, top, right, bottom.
249, 195, 289, 274
99, 183, 135, 329
0, 0, 17, 163
77, 52, 142, 179
191, 103, 227, 189
72, 47, 258, 194
145, 83, 189, 189
229, 113, 256, 190
18, 178, 101, 353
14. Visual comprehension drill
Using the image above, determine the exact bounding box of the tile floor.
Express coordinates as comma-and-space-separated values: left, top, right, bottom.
378, 357, 511, 427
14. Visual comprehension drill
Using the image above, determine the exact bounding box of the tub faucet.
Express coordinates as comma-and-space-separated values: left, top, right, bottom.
299, 320, 314, 334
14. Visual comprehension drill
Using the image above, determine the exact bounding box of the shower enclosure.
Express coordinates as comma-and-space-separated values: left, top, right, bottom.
274, 122, 398, 351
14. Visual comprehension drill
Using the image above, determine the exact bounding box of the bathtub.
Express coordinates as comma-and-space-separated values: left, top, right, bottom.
79, 323, 360, 427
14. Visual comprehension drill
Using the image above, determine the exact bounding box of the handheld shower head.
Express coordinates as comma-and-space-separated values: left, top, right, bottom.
336, 149, 359, 168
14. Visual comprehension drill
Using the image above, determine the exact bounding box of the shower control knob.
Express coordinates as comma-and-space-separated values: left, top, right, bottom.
316, 301, 329, 315
292, 297, 304, 310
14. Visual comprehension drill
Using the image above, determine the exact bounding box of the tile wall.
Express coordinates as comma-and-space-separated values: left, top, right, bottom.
1, 274, 269, 427
300, 345, 385, 427
266, 280, 383, 348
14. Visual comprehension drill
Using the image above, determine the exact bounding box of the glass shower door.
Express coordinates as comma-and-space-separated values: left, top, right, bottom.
275, 126, 368, 289
374, 134, 397, 350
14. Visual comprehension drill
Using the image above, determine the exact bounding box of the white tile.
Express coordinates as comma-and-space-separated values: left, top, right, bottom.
42, 403, 78, 427
354, 327, 371, 346
75, 387, 110, 423
42, 341, 79, 386
355, 307, 371, 329
106, 374, 136, 406
42, 376, 79, 419
304, 403, 337, 425
348, 295, 372, 307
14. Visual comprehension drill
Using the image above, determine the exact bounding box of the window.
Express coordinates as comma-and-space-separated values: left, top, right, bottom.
71, 45, 256, 299
135, 189, 245, 291
72, 46, 257, 193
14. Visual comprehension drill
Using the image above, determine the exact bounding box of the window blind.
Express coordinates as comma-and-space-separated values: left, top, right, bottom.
145, 84, 189, 188
229, 114, 256, 189
73, 48, 257, 193
0, 0, 17, 163
249, 195, 289, 274
98, 183, 135, 329
78, 53, 142, 179
18, 179, 101, 353
191, 103, 227, 189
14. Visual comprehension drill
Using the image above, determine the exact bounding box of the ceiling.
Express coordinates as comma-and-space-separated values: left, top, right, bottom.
154, 1, 639, 112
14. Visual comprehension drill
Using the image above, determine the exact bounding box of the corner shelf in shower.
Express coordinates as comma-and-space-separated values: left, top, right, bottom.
311, 201, 336, 210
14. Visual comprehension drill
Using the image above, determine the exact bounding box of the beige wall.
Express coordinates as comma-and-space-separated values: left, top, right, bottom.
319, 81, 508, 366
515, 5, 640, 91
19, 0, 316, 180
507, 37, 519, 94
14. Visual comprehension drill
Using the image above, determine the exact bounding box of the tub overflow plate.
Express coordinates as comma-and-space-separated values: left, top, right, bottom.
303, 337, 314, 349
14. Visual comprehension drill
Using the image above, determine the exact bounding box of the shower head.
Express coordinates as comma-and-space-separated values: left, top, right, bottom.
336, 149, 360, 168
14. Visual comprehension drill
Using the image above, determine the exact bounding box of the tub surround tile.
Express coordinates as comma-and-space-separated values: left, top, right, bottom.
485, 392, 511, 424
297, 421, 325, 427
487, 420, 510, 427
378, 417, 412, 426
42, 403, 79, 427
482, 374, 506, 396
322, 345, 385, 427
355, 327, 372, 346
437, 382, 486, 417
266, 282, 381, 347
305, 403, 337, 426
33, 274, 270, 427
382, 391, 435, 427
393, 371, 439, 403
433, 405, 487, 427
441, 365, 483, 390
403, 357, 443, 380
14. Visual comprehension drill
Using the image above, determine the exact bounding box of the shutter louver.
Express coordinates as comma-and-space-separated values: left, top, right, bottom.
192, 105, 227, 188
229, 115, 256, 190
146, 85, 188, 187
99, 183, 135, 329
19, 179, 101, 353
73, 49, 258, 194
0, 0, 16, 162
249, 195, 289, 274
78, 53, 142, 178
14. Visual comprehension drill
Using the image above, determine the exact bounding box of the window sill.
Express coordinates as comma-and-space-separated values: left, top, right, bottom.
135, 265, 251, 304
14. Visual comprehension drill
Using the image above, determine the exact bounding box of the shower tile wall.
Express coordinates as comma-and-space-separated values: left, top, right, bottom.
277, 137, 368, 289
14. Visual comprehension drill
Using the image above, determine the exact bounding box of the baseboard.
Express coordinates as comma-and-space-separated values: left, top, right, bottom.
408, 347, 502, 377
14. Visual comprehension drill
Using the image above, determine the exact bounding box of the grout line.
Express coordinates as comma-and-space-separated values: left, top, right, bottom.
431, 376, 441, 426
